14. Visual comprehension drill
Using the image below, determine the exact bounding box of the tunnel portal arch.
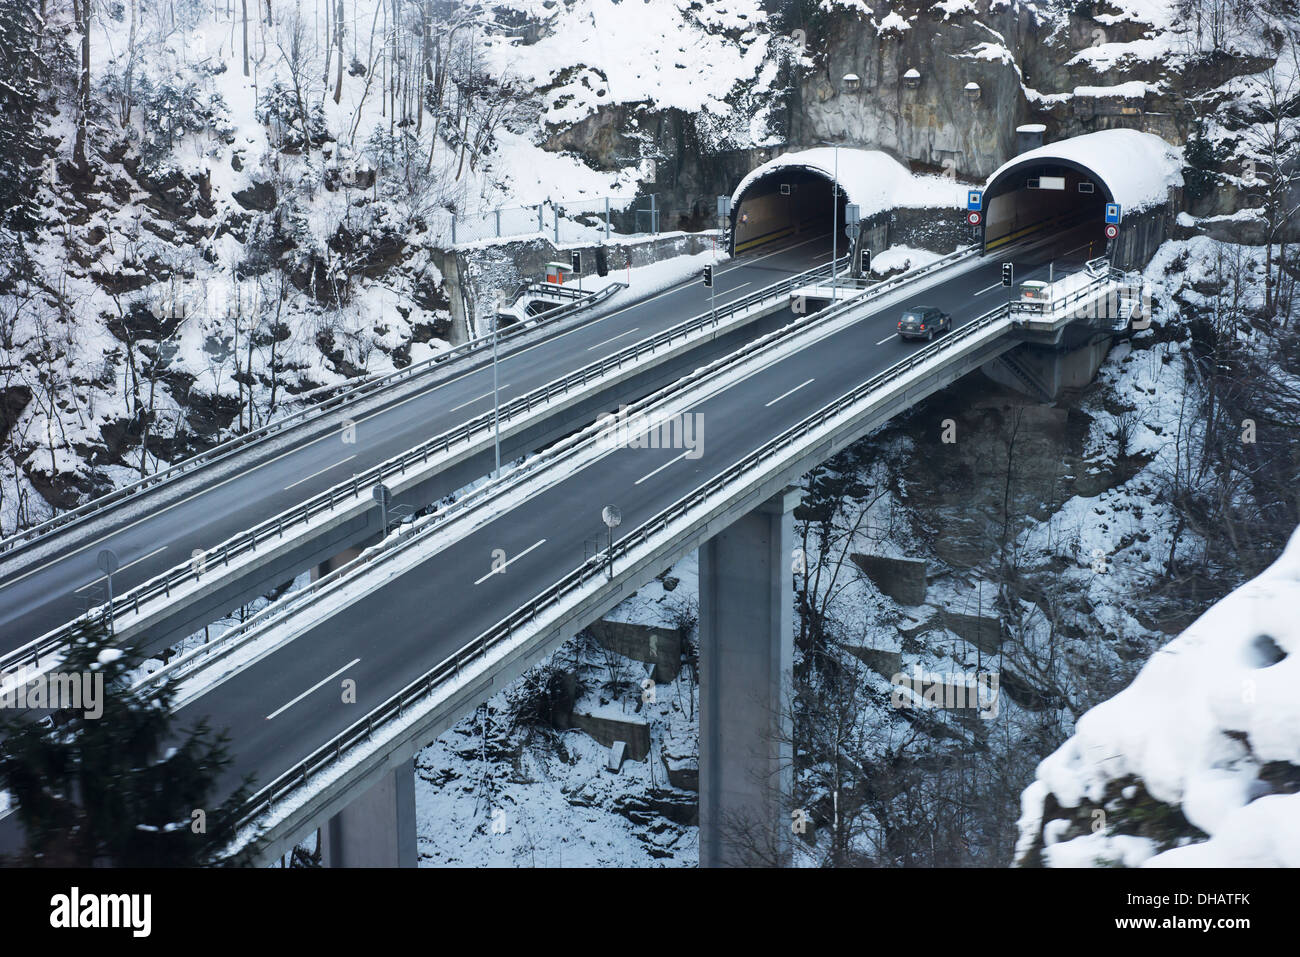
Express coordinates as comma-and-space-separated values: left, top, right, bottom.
981, 157, 1113, 257
729, 163, 847, 256
979, 130, 1183, 267
728, 148, 929, 258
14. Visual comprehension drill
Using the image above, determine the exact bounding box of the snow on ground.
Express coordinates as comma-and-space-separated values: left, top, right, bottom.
870, 245, 944, 276
415, 551, 700, 867
1012, 232, 1300, 867
483, 0, 774, 129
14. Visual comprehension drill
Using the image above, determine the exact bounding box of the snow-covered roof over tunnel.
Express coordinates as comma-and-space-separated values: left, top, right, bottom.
985, 129, 1183, 214
731, 148, 960, 217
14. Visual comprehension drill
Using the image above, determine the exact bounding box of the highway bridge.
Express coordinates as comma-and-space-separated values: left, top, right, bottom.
0, 129, 1178, 867
0, 236, 839, 666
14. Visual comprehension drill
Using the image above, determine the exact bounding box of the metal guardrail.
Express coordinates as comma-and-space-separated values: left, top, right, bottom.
8, 252, 894, 674
228, 295, 1019, 837
135, 244, 980, 693
0, 282, 630, 563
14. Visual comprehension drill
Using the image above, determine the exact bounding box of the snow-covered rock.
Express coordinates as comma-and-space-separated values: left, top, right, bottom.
1018, 524, 1300, 867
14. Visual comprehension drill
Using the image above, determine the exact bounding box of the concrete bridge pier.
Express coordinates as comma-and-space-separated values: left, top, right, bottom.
699, 485, 801, 867
320, 758, 418, 867
984, 336, 1113, 402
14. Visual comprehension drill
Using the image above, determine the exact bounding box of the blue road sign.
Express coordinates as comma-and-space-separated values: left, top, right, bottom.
967, 190, 983, 211
1105, 203, 1121, 224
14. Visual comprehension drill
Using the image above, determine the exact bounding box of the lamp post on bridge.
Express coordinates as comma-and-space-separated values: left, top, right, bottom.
845, 203, 861, 281
488, 290, 505, 478
601, 505, 622, 579
812, 141, 843, 301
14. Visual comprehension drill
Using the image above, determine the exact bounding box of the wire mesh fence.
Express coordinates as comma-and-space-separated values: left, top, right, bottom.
450, 195, 660, 246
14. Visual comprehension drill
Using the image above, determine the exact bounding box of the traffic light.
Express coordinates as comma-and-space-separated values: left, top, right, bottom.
571, 251, 582, 274
702, 265, 714, 288
1001, 262, 1013, 287
859, 246, 871, 276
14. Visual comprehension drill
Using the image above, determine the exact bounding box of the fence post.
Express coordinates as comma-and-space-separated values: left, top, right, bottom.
553, 205, 560, 244
495, 207, 501, 238
538, 204, 544, 233
451, 212, 457, 245
605, 197, 611, 240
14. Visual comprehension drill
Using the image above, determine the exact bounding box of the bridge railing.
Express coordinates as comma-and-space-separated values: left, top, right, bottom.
11, 252, 896, 674
225, 282, 1008, 843
135, 246, 980, 695
0, 281, 634, 563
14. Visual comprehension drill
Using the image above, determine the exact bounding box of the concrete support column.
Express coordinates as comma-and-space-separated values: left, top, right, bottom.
983, 337, 1113, 401
699, 485, 801, 868
320, 758, 417, 868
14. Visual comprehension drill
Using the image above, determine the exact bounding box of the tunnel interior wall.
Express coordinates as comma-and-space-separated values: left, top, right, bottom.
984, 163, 1109, 254
733, 169, 845, 254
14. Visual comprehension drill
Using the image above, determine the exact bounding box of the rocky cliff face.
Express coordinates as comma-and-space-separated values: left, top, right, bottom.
783, 0, 1227, 180
786, 0, 1031, 178
522, 0, 1269, 203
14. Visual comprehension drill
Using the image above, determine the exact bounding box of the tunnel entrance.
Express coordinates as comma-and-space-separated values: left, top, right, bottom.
731, 167, 846, 256
983, 159, 1110, 259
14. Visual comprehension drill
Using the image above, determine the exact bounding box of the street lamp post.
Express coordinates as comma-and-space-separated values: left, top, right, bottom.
490, 293, 502, 478
601, 505, 622, 579
97, 548, 118, 637
831, 145, 839, 301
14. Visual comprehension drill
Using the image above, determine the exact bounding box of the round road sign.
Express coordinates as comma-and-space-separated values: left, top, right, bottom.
1105, 224, 1118, 239
967, 211, 982, 226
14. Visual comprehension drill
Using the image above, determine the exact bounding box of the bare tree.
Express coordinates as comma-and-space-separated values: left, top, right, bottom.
276, 3, 319, 155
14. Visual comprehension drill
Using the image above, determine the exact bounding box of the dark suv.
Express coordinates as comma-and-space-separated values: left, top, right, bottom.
896, 306, 951, 341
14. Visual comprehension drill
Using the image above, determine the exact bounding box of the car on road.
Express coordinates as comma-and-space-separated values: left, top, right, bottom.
896, 306, 951, 341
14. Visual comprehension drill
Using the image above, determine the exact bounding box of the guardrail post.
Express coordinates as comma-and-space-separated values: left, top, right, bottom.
450, 213, 456, 245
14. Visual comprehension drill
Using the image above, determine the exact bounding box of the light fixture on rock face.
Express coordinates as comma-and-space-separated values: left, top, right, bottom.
842, 73, 861, 93
903, 68, 921, 90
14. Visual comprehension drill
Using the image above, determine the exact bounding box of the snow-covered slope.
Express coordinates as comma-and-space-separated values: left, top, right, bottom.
1017, 524, 1300, 867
